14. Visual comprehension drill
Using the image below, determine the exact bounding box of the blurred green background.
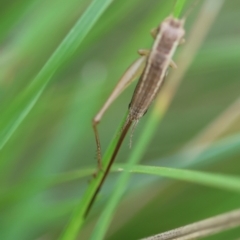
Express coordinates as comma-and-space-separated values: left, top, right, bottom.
0, 0, 240, 239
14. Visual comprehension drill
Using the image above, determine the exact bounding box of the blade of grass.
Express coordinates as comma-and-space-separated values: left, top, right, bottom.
90, 1, 225, 239
173, 0, 187, 17
142, 209, 240, 240
0, 0, 114, 153
121, 164, 240, 193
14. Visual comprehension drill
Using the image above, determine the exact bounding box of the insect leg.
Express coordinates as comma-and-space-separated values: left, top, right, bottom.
169, 59, 177, 69
138, 49, 150, 56
150, 27, 159, 39
92, 55, 147, 169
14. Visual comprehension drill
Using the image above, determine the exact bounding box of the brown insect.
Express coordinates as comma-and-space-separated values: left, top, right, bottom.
87, 15, 185, 216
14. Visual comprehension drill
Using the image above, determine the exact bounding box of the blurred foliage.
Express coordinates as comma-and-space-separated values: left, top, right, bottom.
0, 0, 240, 240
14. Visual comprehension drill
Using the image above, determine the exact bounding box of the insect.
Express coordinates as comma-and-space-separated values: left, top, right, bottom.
87, 15, 185, 216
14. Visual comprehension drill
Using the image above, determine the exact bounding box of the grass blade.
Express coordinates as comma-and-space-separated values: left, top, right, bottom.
174, 0, 187, 17
142, 209, 240, 240
123, 164, 240, 193
0, 0, 114, 152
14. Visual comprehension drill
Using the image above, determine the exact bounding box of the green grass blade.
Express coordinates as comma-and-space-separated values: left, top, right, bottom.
124, 165, 240, 193
173, 0, 187, 17
0, 0, 114, 152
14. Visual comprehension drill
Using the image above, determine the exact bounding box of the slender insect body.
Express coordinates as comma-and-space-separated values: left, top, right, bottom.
88, 15, 186, 217
128, 16, 185, 122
